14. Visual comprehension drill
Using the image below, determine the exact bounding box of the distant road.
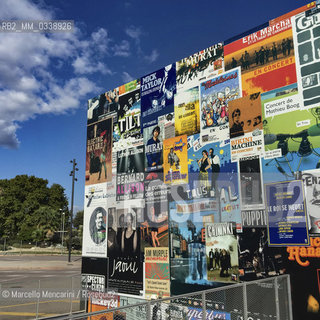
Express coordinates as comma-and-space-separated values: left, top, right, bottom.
0, 255, 83, 320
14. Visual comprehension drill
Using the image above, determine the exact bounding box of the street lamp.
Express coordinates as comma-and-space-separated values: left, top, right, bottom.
69, 159, 78, 263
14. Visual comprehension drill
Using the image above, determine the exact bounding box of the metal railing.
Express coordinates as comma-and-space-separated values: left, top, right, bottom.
0, 274, 85, 320
46, 274, 292, 320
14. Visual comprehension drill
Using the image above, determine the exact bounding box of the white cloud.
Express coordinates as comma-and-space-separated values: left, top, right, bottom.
0, 1, 118, 148
113, 40, 130, 57
122, 72, 134, 83
125, 26, 142, 41
125, 25, 159, 64
145, 49, 159, 63
0, 120, 20, 149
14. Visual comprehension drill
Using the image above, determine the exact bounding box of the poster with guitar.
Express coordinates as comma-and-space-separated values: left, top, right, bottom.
199, 67, 242, 144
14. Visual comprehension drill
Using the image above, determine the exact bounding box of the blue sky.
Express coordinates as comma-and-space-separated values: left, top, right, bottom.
0, 0, 312, 212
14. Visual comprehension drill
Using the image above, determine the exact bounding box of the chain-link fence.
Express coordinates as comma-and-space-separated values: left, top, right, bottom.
0, 274, 85, 320
42, 274, 292, 320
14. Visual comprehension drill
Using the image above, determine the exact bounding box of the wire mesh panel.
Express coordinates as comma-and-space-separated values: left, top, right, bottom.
47, 276, 292, 320
205, 286, 235, 319
277, 276, 291, 320
245, 279, 277, 320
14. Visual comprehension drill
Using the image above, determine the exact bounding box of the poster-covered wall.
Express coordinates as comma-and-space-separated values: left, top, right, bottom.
83, 3, 320, 319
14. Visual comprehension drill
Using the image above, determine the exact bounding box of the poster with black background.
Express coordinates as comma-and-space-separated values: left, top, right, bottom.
114, 88, 142, 151
107, 203, 144, 296
116, 145, 145, 201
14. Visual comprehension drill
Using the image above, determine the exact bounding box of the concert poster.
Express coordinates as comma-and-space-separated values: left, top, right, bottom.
87, 87, 119, 126
224, 17, 297, 96
292, 8, 320, 109
107, 201, 144, 296
140, 64, 176, 129
116, 145, 145, 201
205, 222, 239, 283
265, 180, 309, 246
238, 155, 265, 211
145, 247, 170, 299
200, 67, 242, 144
176, 43, 224, 92
283, 237, 320, 320
82, 205, 108, 258
143, 122, 164, 173
299, 169, 320, 234
238, 227, 285, 281
228, 93, 264, 162
174, 86, 200, 137
163, 135, 188, 185
261, 84, 320, 183
169, 198, 221, 295
113, 85, 142, 151
85, 116, 113, 185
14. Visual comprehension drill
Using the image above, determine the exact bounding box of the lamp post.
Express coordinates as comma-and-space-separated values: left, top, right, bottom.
69, 159, 78, 263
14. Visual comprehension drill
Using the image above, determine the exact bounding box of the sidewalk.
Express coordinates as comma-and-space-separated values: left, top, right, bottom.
0, 255, 82, 270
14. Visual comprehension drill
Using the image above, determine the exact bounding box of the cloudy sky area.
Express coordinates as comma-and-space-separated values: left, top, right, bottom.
0, 0, 311, 211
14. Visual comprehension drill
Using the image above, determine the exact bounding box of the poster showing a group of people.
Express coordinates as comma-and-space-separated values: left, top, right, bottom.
82, 3, 320, 318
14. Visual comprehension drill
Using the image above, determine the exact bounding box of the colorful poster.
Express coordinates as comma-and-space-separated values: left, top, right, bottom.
144, 123, 164, 173
299, 169, 320, 234
113, 87, 142, 151
187, 134, 241, 226
87, 88, 119, 125
238, 228, 285, 281
292, 9, 320, 109
174, 86, 200, 136
205, 222, 239, 283
107, 201, 144, 296
239, 155, 264, 210
85, 116, 113, 185
265, 180, 309, 246
116, 146, 144, 201
176, 43, 224, 92
169, 198, 220, 294
82, 206, 107, 258
228, 93, 264, 162
141, 200, 169, 252
261, 84, 320, 182
163, 135, 188, 185
224, 18, 297, 96
283, 237, 320, 320
200, 67, 242, 143
145, 247, 170, 299
141, 64, 176, 129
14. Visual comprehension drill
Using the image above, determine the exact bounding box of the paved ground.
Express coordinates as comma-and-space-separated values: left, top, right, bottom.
0, 255, 83, 320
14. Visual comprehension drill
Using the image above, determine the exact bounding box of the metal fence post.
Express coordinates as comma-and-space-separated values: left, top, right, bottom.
70, 275, 74, 314
146, 301, 151, 320
35, 280, 40, 319
202, 291, 206, 320
274, 277, 280, 320
243, 282, 248, 320
286, 275, 293, 320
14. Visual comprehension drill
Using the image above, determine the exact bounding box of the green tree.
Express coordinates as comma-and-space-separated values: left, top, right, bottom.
0, 175, 69, 241
73, 210, 84, 229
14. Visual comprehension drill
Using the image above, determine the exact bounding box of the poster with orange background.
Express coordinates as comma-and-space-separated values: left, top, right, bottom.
224, 18, 297, 96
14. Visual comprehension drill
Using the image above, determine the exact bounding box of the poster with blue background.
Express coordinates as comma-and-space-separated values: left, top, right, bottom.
265, 180, 309, 246
141, 64, 176, 129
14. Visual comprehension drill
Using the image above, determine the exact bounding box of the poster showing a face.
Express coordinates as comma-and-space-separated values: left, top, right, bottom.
82, 206, 107, 258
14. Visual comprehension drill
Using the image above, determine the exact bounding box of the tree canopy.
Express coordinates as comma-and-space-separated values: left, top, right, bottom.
0, 175, 69, 242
